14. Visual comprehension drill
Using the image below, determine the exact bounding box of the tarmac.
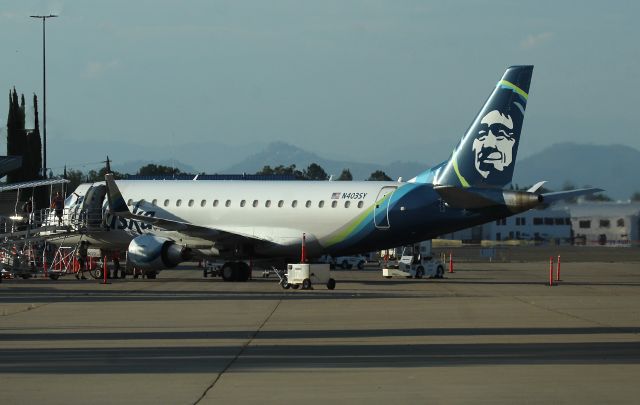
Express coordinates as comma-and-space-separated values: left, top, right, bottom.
1, 260, 639, 404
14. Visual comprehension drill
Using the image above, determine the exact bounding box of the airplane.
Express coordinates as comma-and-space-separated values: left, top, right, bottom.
50, 65, 601, 281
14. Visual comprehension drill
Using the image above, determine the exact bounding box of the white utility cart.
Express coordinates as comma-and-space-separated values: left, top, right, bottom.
382, 240, 445, 279
281, 263, 336, 290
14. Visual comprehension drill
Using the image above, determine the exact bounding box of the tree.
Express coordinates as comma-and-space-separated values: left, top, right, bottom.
367, 170, 392, 181
25, 94, 43, 180
303, 163, 328, 180
87, 167, 125, 182
65, 169, 85, 195
560, 181, 578, 203
337, 169, 353, 181
256, 164, 304, 179
584, 193, 613, 202
6, 88, 27, 183
137, 164, 181, 177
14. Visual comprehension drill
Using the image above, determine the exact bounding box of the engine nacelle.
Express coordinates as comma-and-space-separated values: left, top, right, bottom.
127, 234, 192, 270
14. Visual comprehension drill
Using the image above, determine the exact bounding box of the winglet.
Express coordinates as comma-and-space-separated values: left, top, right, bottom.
105, 173, 131, 215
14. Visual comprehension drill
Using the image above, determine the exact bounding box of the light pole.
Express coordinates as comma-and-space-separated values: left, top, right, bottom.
30, 14, 57, 178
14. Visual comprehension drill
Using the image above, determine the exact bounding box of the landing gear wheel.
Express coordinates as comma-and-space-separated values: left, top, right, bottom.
235, 262, 251, 282
222, 263, 236, 282
341, 260, 349, 270
384, 276, 392, 279
415, 266, 424, 279
357, 261, 364, 270
291, 284, 299, 289
281, 280, 291, 289
302, 278, 312, 290
327, 278, 336, 290
145, 272, 157, 279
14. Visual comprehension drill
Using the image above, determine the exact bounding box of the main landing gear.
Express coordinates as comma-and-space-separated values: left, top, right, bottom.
220, 261, 251, 282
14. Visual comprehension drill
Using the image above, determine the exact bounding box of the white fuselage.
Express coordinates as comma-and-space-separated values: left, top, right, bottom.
64, 179, 403, 258
117, 180, 394, 244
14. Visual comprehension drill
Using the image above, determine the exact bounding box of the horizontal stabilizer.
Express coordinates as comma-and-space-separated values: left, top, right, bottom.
541, 188, 604, 204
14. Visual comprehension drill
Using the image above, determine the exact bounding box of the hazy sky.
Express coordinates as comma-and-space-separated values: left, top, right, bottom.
1, 0, 639, 172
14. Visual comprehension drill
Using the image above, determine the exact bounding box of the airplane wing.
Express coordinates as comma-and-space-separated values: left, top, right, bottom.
104, 173, 273, 250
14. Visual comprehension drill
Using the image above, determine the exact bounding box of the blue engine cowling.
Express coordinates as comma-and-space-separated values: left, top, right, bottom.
127, 234, 192, 270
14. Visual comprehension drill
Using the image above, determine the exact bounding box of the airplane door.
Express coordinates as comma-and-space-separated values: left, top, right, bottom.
82, 185, 107, 227
374, 186, 397, 229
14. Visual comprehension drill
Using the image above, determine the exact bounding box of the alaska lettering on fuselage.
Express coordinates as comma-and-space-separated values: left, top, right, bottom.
107, 202, 155, 233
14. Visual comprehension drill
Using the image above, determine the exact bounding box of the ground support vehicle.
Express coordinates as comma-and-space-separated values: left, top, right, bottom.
318, 255, 365, 270
382, 241, 445, 279
281, 263, 336, 290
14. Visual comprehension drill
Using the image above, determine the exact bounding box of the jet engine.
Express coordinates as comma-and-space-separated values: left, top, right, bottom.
127, 234, 192, 270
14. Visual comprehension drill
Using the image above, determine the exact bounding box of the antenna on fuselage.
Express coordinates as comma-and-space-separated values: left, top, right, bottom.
105, 156, 112, 174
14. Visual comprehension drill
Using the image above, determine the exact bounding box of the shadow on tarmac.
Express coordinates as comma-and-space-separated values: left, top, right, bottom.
0, 288, 429, 303
1, 326, 638, 341
1, 341, 639, 374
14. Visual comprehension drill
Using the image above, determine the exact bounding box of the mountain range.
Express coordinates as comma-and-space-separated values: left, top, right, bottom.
47, 139, 640, 200
513, 143, 640, 200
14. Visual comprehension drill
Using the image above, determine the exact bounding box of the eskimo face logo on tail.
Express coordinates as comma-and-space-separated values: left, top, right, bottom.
472, 110, 516, 178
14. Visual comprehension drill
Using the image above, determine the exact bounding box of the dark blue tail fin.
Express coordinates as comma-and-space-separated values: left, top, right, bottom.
412, 65, 533, 188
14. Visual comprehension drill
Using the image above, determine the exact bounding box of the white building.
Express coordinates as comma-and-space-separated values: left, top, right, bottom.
568, 203, 640, 247
483, 207, 572, 243
438, 207, 572, 243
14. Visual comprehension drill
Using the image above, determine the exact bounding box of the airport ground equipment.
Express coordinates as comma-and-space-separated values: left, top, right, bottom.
281, 263, 336, 290
0, 205, 115, 280
382, 240, 444, 279
317, 254, 366, 269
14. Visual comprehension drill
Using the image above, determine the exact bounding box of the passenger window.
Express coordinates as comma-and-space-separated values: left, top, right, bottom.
240, 200, 246, 207
305, 200, 311, 208
344, 201, 351, 208
357, 201, 364, 208
152, 199, 157, 206
278, 200, 284, 208
292, 200, 298, 208
253, 200, 259, 207
331, 201, 337, 208
225, 200, 231, 207
176, 199, 182, 207
213, 199, 219, 207
139, 199, 146, 205
265, 200, 271, 208
127, 199, 133, 206
200, 200, 206, 207
188, 199, 194, 207
319, 201, 325, 208
164, 199, 170, 207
